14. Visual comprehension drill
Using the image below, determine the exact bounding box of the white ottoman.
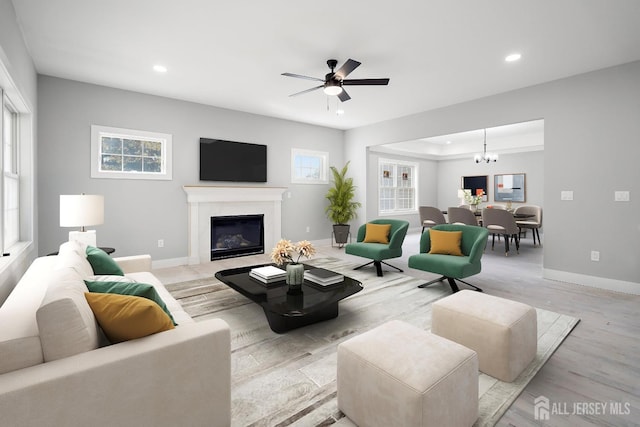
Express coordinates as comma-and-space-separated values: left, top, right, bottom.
431, 290, 537, 382
337, 320, 478, 427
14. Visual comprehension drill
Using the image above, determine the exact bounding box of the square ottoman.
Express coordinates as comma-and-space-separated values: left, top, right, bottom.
431, 290, 537, 382
337, 320, 478, 427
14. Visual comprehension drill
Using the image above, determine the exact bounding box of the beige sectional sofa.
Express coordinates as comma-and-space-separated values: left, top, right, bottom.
0, 241, 231, 427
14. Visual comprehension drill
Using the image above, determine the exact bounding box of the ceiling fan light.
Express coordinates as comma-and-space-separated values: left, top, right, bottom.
323, 84, 343, 96
324, 79, 343, 95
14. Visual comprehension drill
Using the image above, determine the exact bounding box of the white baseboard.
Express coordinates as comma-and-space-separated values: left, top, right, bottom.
152, 257, 189, 269
543, 268, 640, 295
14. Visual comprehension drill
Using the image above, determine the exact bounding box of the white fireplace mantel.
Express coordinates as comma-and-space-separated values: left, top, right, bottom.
183, 186, 287, 264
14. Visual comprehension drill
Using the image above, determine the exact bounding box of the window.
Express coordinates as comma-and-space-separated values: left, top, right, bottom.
91, 125, 172, 180
291, 149, 328, 184
2, 97, 19, 249
379, 159, 418, 214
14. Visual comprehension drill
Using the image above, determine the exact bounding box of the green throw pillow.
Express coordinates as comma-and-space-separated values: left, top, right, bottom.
86, 246, 124, 276
84, 280, 177, 326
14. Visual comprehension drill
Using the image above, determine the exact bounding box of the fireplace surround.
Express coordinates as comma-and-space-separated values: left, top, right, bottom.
183, 186, 287, 264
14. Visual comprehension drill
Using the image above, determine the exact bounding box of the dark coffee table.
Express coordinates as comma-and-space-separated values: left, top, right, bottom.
215, 263, 363, 333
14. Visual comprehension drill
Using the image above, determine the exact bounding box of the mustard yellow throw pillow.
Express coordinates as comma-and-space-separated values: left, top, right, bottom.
428, 229, 463, 256
363, 223, 392, 243
84, 293, 174, 344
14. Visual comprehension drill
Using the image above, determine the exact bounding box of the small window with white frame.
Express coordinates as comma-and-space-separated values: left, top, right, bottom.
291, 148, 328, 184
91, 125, 172, 180
378, 158, 418, 214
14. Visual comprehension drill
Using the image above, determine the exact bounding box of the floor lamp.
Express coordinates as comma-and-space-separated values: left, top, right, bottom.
59, 194, 104, 247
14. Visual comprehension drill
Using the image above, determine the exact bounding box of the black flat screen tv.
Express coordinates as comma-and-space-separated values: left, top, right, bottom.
200, 138, 267, 182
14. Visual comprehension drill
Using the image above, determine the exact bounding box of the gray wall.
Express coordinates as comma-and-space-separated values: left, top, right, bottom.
365, 149, 543, 230
436, 150, 544, 210
37, 76, 344, 261
346, 61, 640, 290
0, 0, 38, 303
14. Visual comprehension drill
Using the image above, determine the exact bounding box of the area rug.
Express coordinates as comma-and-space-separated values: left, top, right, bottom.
166, 258, 579, 427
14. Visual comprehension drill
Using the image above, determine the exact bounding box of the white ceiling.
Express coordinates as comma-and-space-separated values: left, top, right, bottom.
375, 119, 545, 160
11, 0, 640, 130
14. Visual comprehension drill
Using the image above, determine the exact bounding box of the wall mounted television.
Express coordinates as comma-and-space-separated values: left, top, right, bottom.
200, 138, 267, 182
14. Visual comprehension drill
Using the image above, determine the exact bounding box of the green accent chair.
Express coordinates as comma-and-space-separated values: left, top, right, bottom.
345, 219, 410, 277
408, 224, 489, 293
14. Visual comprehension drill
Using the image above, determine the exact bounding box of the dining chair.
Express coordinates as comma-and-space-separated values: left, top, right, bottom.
447, 207, 479, 226
458, 204, 471, 210
418, 206, 446, 233
481, 208, 520, 256
514, 205, 543, 246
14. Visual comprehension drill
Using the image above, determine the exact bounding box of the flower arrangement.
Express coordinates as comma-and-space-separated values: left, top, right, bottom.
463, 189, 484, 206
270, 239, 316, 265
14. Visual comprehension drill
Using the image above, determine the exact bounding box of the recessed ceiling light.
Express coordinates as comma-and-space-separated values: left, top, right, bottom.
446, 141, 452, 144
153, 65, 167, 73
505, 53, 522, 62
336, 109, 345, 116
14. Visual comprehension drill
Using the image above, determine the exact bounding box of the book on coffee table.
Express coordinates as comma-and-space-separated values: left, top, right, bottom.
250, 265, 286, 280
249, 266, 286, 285
304, 268, 344, 286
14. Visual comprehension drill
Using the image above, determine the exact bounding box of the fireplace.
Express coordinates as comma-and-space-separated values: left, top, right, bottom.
183, 186, 286, 265
210, 214, 264, 260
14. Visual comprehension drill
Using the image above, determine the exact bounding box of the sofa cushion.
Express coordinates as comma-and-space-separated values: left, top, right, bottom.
56, 240, 94, 277
86, 246, 124, 276
36, 267, 101, 362
84, 280, 177, 326
84, 293, 175, 343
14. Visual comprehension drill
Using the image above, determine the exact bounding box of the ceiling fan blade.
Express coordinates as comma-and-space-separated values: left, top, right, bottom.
337, 88, 351, 102
289, 85, 323, 97
342, 78, 390, 86
334, 59, 361, 80
281, 72, 325, 82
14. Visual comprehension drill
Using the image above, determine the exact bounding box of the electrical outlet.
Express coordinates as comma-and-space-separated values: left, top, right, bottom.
614, 191, 630, 202
561, 190, 574, 201
306, 226, 310, 233
158, 239, 164, 248
591, 250, 600, 261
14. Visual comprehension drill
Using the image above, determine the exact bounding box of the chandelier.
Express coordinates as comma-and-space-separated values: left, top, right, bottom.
473, 129, 498, 163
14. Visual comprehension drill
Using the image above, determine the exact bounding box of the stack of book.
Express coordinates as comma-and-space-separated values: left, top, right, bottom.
304, 268, 344, 287
249, 265, 286, 285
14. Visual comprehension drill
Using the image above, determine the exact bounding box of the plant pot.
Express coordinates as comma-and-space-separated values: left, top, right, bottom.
286, 263, 304, 294
333, 224, 350, 246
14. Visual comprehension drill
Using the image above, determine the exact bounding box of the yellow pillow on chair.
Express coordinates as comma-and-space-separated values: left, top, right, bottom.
428, 229, 463, 256
363, 223, 392, 243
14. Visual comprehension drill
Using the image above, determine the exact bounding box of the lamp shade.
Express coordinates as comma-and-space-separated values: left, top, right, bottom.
60, 195, 104, 228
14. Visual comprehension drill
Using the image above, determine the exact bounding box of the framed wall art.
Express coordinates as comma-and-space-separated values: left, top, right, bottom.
494, 173, 526, 202
462, 175, 488, 201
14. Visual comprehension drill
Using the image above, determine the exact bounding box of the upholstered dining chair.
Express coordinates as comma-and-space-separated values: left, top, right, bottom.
419, 206, 446, 233
345, 219, 409, 277
481, 208, 520, 256
408, 224, 489, 293
514, 205, 543, 246
447, 206, 479, 226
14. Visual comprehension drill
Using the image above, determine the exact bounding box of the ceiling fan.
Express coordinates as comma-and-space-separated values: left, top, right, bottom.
282, 59, 390, 102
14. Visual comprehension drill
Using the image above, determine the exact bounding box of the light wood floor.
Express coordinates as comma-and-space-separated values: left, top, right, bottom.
153, 229, 640, 426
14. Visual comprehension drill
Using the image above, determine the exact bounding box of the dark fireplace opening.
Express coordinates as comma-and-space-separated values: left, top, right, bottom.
210, 214, 264, 260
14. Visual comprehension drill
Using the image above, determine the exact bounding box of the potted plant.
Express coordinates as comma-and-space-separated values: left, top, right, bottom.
325, 161, 361, 247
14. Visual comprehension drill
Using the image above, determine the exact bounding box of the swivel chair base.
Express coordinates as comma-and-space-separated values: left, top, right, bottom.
417, 276, 483, 293
353, 260, 403, 277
